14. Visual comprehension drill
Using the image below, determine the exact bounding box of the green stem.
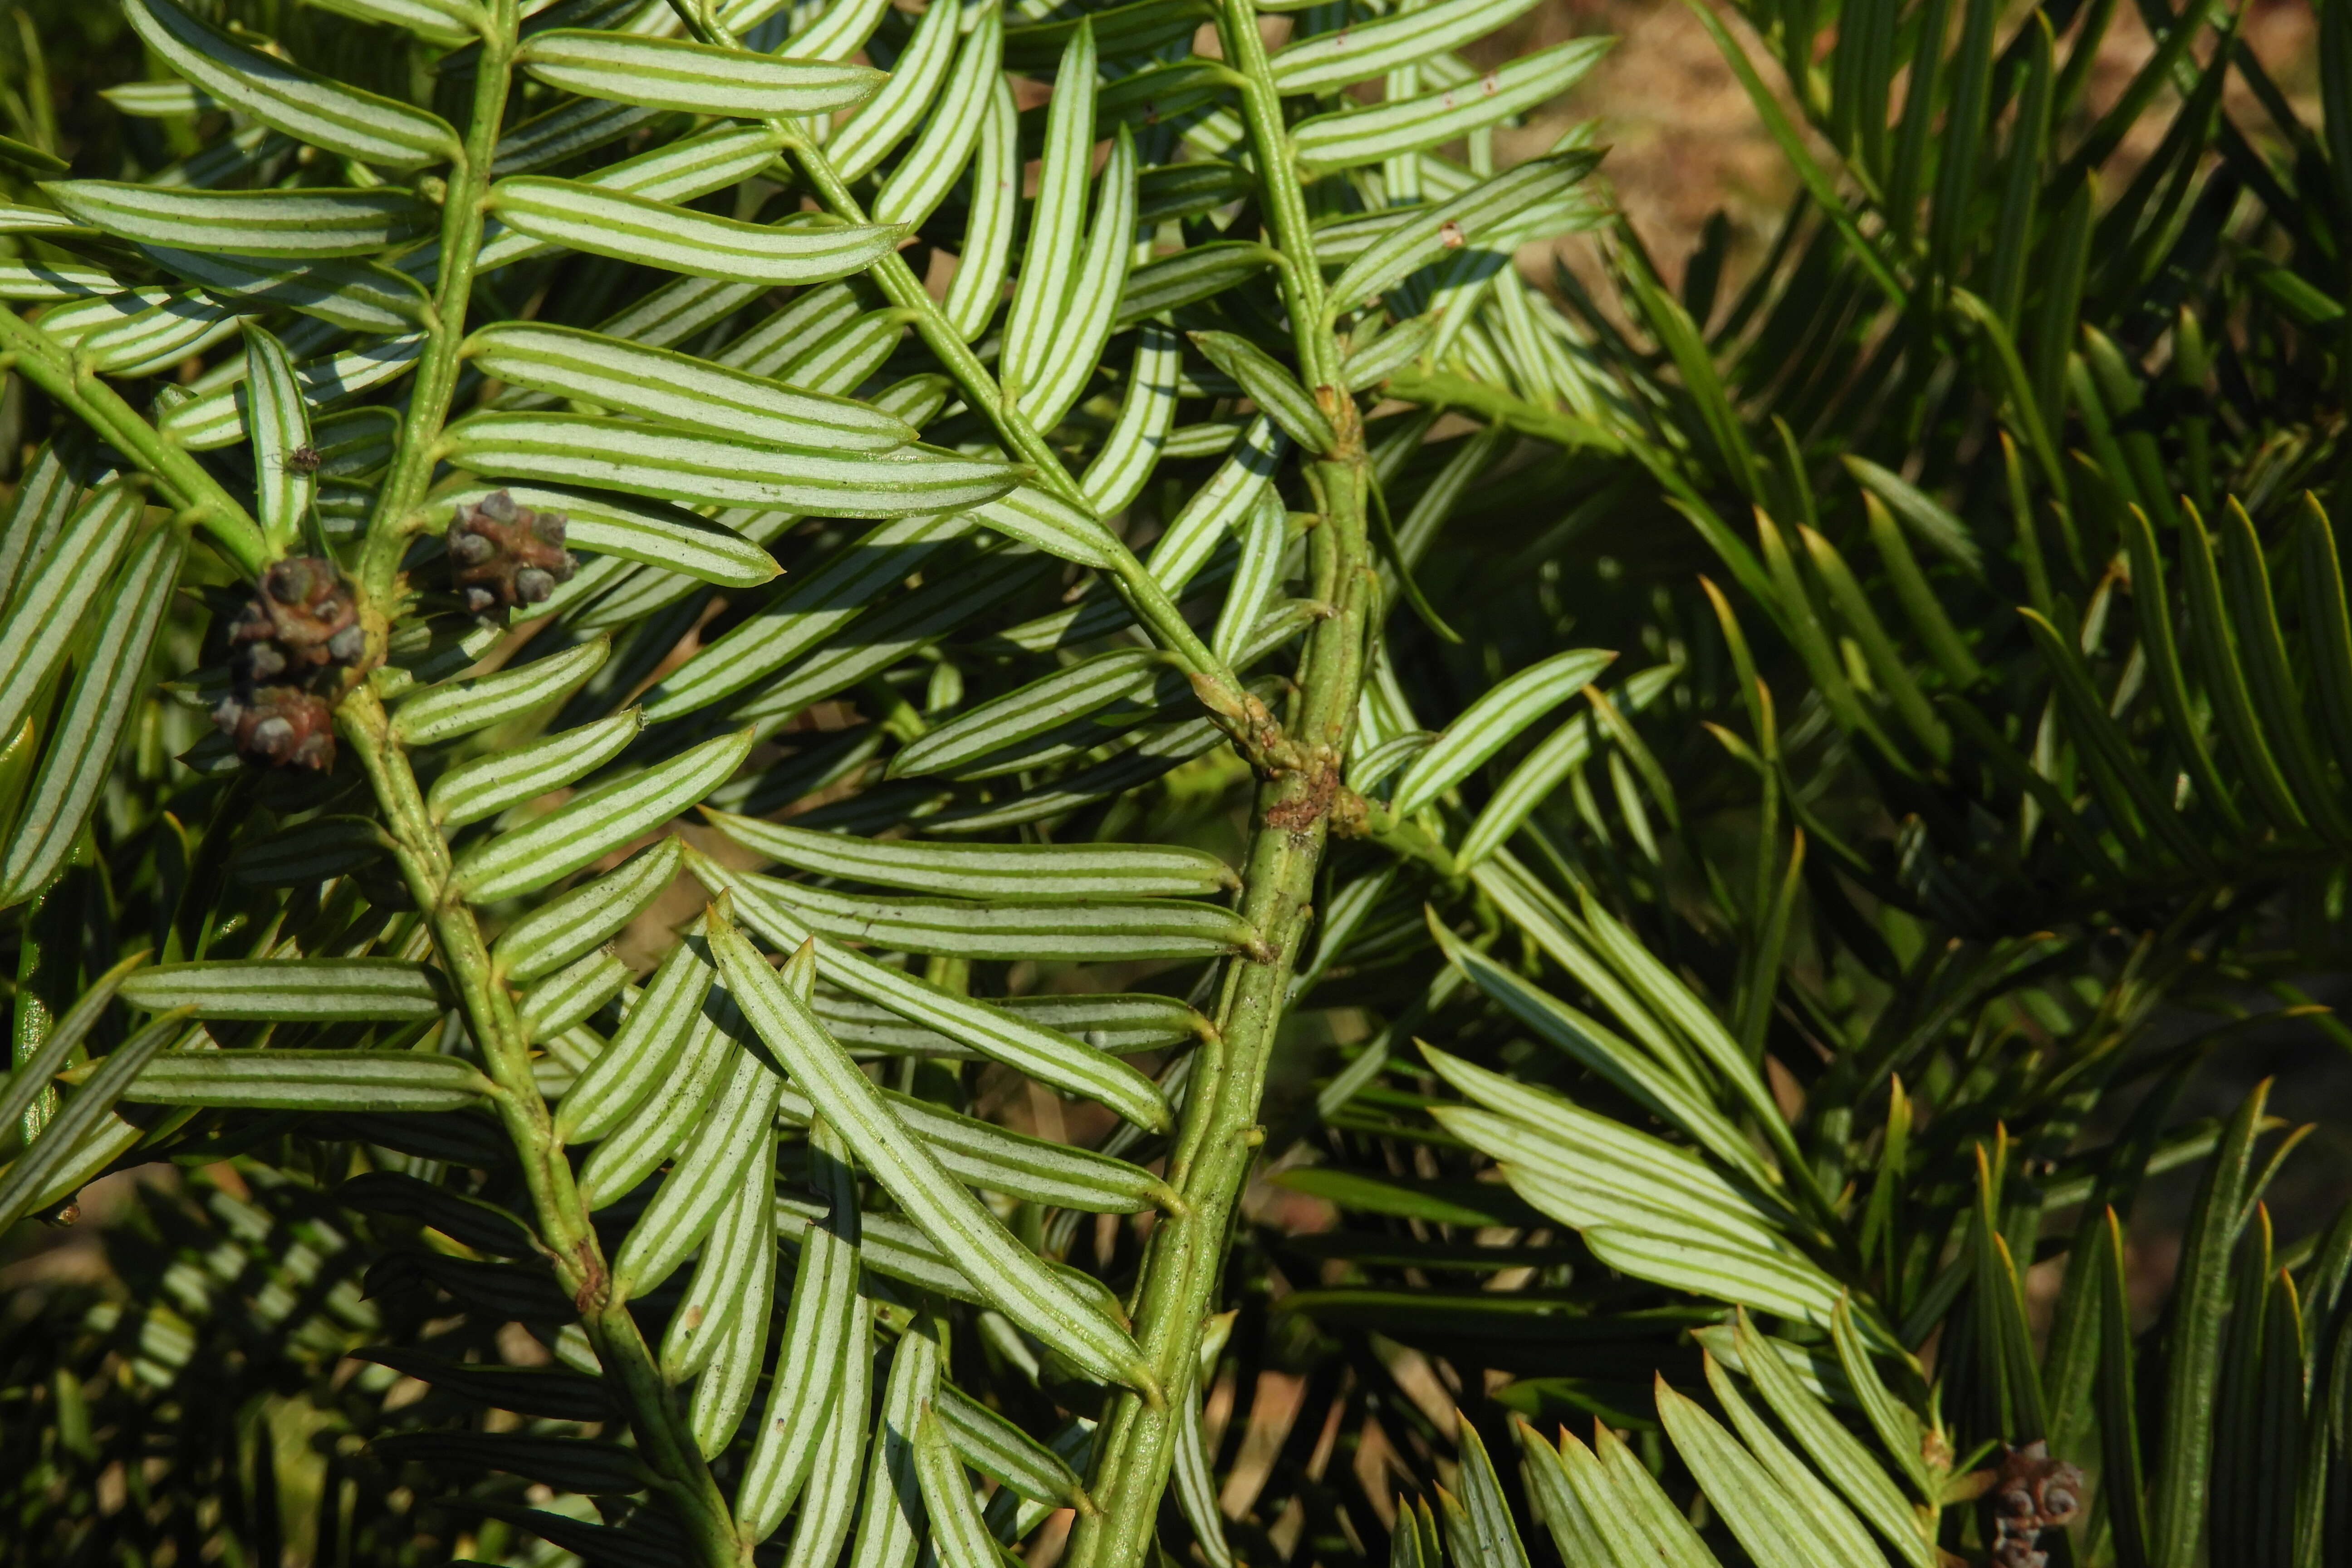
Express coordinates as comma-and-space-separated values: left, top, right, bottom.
339, 689, 744, 1566
358, 0, 519, 616
1067, 3, 1377, 1556
0, 309, 269, 575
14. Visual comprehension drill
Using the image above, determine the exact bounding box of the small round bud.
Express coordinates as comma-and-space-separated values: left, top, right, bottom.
514, 567, 554, 603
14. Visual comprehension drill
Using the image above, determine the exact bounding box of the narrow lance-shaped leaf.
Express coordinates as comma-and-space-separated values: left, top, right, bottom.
455, 727, 754, 903
462, 322, 915, 454
1189, 330, 1334, 453
577, 979, 738, 1207
0, 1011, 191, 1235
704, 808, 1234, 900
827, 0, 963, 181
554, 927, 713, 1145
611, 1040, 783, 1298
687, 1161, 777, 1456
872, 3, 1004, 228
442, 413, 1015, 517
0, 527, 184, 905
690, 822, 1177, 1135
45, 182, 435, 258
916, 1408, 1003, 1568
120, 959, 448, 1021
124, 1051, 495, 1111
394, 634, 610, 746
942, 75, 1020, 341
429, 710, 644, 829
1329, 151, 1603, 313
737, 1115, 861, 1539
514, 29, 883, 117
123, 0, 460, 167
708, 915, 1156, 1395
0, 480, 141, 748
487, 179, 905, 287
1000, 20, 1099, 402
1271, 0, 1545, 89
1392, 647, 1617, 815
1021, 125, 1139, 430
435, 480, 779, 590
847, 1312, 941, 1568
779, 1282, 872, 1568
1290, 37, 1612, 174
496, 835, 682, 986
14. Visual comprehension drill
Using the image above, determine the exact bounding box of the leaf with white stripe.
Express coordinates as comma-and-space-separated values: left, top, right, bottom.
1083, 324, 1181, 514
0, 479, 141, 768
1147, 415, 1288, 590
775, 1279, 871, 1568
442, 413, 1016, 516
161, 334, 424, 450
429, 710, 644, 828
456, 727, 754, 903
435, 480, 776, 591
515, 29, 882, 117
0, 260, 125, 299
241, 328, 312, 550
554, 931, 711, 1146
941, 75, 1020, 340
1731, 1313, 1935, 1565
1116, 241, 1277, 332
0, 528, 182, 906
704, 809, 1233, 900
123, 1051, 495, 1111
805, 991, 1170, 1059
0, 1013, 191, 1235
145, 247, 431, 334
518, 949, 630, 1043
1390, 647, 1616, 815
119, 959, 449, 1021
495, 836, 683, 988
464, 322, 914, 453
1458, 662, 1679, 867
916, 1409, 1003, 1568
970, 485, 1122, 568
828, 0, 963, 181
470, 127, 791, 273
1213, 491, 1287, 664
577, 983, 738, 1205
736, 1116, 861, 1539
847, 1308, 939, 1568
685, 1152, 777, 1455
1187, 331, 1333, 452
934, 1385, 1088, 1507
1270, 0, 1545, 91
691, 848, 1171, 1128
1000, 20, 1099, 400
394, 634, 610, 746
488, 178, 903, 286
777, 1079, 1172, 1212
641, 513, 970, 721
1290, 38, 1611, 174
659, 1128, 779, 1382
872, 3, 1004, 228
1020, 125, 1137, 430
732, 872, 1256, 963
887, 648, 1167, 780
1328, 151, 1603, 314
612, 1043, 782, 1297
306, 0, 478, 46
123, 0, 460, 167
708, 913, 1156, 1394
45, 182, 434, 257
